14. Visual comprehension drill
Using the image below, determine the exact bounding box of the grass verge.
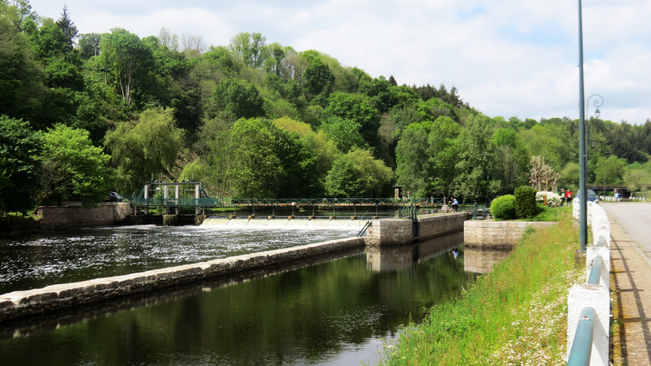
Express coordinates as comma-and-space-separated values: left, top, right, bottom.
380, 206, 581, 365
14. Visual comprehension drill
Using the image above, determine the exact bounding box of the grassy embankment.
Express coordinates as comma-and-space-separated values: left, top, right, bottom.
381, 206, 581, 365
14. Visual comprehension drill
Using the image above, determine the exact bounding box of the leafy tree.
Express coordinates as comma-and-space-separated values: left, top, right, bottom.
77, 33, 101, 59
303, 59, 335, 98
323, 92, 380, 148
39, 124, 112, 206
346, 148, 393, 197
0, 116, 42, 215
395, 122, 431, 197
228, 32, 268, 68
214, 77, 265, 119
428, 116, 461, 197
318, 116, 368, 153
226, 118, 282, 198
98, 28, 154, 106
325, 157, 362, 197
273, 128, 320, 197
453, 114, 499, 202
104, 108, 184, 195
593, 155, 627, 185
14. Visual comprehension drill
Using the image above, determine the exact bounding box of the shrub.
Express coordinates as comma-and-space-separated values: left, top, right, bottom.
515, 186, 537, 219
490, 195, 516, 220
536, 191, 562, 207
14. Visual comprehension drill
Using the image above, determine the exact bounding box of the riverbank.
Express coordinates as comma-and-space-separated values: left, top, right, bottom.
381, 206, 581, 365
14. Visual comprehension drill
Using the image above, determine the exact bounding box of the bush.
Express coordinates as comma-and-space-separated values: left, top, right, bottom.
515, 186, 537, 219
536, 191, 562, 207
490, 195, 516, 220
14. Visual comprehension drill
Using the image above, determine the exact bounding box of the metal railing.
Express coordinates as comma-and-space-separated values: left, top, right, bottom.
128, 197, 447, 208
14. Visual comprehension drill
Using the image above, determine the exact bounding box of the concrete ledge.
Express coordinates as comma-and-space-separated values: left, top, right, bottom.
464, 220, 556, 248
364, 213, 466, 246
0, 237, 365, 322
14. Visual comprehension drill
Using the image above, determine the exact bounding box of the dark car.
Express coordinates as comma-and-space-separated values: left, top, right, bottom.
577, 189, 599, 203
107, 192, 124, 202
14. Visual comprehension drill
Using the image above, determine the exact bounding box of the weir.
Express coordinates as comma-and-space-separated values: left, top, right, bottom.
201, 217, 368, 230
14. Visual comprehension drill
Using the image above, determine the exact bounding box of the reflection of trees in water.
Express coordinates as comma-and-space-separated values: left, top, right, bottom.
0, 235, 469, 365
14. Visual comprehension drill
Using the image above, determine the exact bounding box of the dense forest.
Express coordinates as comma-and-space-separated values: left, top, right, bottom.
2, 0, 651, 215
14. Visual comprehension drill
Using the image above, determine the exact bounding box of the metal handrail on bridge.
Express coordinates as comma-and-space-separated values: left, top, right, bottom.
129, 197, 446, 208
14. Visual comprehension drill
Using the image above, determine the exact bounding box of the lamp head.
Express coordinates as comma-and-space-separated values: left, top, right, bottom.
595, 108, 601, 119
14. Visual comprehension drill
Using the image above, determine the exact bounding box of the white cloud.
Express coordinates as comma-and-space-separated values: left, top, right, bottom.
25, 0, 651, 124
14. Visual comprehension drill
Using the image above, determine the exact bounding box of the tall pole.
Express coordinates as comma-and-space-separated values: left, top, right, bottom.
578, 0, 587, 252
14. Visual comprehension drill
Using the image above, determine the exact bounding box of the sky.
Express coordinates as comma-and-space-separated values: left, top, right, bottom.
25, 0, 651, 125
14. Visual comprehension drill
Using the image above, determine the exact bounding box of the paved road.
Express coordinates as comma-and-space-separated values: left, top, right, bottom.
602, 203, 651, 258
603, 202, 651, 365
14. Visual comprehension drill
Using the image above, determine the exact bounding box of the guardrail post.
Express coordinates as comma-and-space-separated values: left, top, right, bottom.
586, 245, 610, 291
567, 284, 610, 366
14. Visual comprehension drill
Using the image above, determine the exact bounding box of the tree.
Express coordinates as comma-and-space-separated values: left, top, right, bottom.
323, 92, 380, 148
104, 108, 184, 195
213, 77, 265, 119
78, 33, 101, 59
395, 122, 431, 197
325, 157, 362, 197
55, 5, 77, 47
593, 155, 627, 185
228, 32, 268, 68
453, 114, 499, 202
346, 148, 393, 197
428, 116, 461, 197
0, 116, 42, 215
226, 118, 283, 198
39, 124, 112, 206
318, 116, 368, 153
303, 59, 335, 98
98, 28, 154, 106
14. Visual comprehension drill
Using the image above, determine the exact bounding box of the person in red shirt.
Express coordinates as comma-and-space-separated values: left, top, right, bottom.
565, 189, 573, 204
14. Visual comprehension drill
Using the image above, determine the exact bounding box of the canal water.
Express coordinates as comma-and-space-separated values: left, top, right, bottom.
0, 227, 471, 365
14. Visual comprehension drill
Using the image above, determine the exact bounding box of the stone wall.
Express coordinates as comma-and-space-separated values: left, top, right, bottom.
365, 213, 466, 246
464, 220, 556, 249
37, 202, 131, 230
0, 237, 365, 322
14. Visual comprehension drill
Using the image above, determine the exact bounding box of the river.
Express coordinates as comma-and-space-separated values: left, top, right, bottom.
0, 224, 470, 365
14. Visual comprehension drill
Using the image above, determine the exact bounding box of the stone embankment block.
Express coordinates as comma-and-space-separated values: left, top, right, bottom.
0, 237, 365, 322
464, 220, 556, 249
365, 213, 466, 246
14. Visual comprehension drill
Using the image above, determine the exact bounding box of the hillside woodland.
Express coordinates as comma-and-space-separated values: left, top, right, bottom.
2, 0, 651, 215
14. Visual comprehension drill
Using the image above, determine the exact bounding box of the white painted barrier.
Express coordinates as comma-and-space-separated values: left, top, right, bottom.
568, 199, 611, 366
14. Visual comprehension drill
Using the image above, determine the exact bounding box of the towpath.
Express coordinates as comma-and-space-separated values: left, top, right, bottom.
602, 203, 651, 366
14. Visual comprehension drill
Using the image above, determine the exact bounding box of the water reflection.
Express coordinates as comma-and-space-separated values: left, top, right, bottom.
365, 232, 463, 272
0, 237, 468, 366
464, 246, 512, 274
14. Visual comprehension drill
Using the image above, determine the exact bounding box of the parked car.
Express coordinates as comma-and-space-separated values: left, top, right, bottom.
577, 189, 599, 203
107, 192, 124, 202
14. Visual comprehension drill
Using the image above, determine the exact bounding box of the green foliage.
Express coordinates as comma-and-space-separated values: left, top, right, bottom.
39, 124, 112, 206
490, 194, 516, 220
226, 118, 282, 198
323, 92, 380, 148
104, 108, 184, 195
514, 185, 537, 219
214, 77, 265, 119
318, 116, 369, 153
97, 28, 154, 106
383, 208, 578, 365
303, 59, 335, 98
395, 122, 431, 197
0, 115, 42, 214
324, 157, 362, 197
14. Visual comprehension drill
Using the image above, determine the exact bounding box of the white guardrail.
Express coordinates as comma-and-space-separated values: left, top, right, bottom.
568, 199, 611, 366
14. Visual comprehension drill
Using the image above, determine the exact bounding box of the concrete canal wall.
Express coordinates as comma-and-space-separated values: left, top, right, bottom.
0, 237, 365, 322
38, 202, 131, 230
364, 213, 467, 246
464, 220, 556, 249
